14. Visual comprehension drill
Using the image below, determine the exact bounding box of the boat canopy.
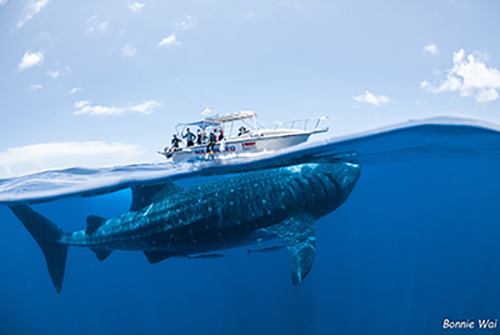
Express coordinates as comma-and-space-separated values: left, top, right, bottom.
205, 111, 256, 124
175, 111, 256, 128
175, 120, 221, 127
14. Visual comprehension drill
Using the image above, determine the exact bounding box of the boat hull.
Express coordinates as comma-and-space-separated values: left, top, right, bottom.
171, 133, 312, 162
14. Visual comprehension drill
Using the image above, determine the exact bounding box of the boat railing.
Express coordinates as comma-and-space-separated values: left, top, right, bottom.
270, 116, 328, 134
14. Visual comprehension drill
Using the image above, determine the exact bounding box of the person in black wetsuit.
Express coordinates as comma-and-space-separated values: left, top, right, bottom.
164, 134, 181, 158
238, 126, 248, 136
183, 128, 196, 147
198, 127, 208, 145
206, 131, 217, 158
196, 128, 203, 145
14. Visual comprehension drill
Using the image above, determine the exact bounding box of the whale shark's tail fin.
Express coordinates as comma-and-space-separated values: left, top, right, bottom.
8, 204, 69, 293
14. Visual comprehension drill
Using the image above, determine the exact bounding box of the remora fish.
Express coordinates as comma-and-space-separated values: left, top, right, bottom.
8, 162, 361, 293
185, 253, 224, 260
247, 245, 286, 255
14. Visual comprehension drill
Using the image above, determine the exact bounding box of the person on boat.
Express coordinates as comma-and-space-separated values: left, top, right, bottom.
196, 128, 203, 145
206, 131, 217, 158
164, 134, 181, 158
197, 127, 208, 145
238, 126, 249, 136
218, 129, 225, 152
183, 128, 196, 147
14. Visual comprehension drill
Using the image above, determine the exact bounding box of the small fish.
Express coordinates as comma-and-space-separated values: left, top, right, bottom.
247, 245, 286, 255
185, 253, 224, 260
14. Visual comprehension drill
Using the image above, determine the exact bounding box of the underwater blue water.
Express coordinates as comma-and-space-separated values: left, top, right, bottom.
1, 117, 500, 335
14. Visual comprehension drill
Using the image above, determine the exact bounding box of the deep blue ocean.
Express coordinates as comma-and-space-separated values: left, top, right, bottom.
1, 117, 500, 335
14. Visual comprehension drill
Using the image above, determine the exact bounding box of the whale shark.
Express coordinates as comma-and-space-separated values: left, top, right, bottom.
8, 162, 361, 293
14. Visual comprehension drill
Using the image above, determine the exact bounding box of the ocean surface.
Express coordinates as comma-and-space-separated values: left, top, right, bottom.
1, 116, 500, 335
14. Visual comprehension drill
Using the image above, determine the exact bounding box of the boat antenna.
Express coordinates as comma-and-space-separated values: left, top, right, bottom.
190, 96, 217, 116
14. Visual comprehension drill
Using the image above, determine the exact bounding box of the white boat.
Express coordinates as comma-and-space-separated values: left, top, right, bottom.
159, 111, 328, 162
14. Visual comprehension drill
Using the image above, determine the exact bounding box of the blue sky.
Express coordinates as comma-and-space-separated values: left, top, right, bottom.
0, 0, 499, 176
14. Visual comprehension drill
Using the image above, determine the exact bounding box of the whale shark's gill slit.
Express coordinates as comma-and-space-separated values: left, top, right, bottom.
300, 174, 320, 200
282, 177, 298, 202
287, 177, 307, 206
310, 174, 328, 198
317, 172, 342, 198
306, 173, 329, 207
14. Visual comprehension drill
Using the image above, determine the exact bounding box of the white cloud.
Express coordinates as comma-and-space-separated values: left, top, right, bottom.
62, 66, 72, 75
128, 2, 144, 13
74, 100, 162, 116
475, 88, 499, 103
86, 15, 109, 33
128, 100, 163, 114
0, 0, 8, 6
0, 142, 143, 177
29, 84, 43, 91
175, 15, 193, 30
74, 100, 89, 108
74, 100, 125, 116
47, 70, 60, 78
121, 43, 137, 57
69, 87, 82, 94
353, 91, 391, 106
475, 51, 490, 62
158, 34, 180, 47
424, 43, 439, 55
18, 51, 44, 71
46, 65, 71, 78
15, 0, 50, 29
421, 49, 500, 103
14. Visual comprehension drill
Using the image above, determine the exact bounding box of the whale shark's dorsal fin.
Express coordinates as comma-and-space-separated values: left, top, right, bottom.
264, 212, 316, 285
86, 216, 114, 261
86, 215, 106, 235
130, 182, 183, 211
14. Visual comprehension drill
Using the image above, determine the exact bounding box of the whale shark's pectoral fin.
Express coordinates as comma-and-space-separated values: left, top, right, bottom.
144, 250, 174, 264
264, 212, 316, 285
